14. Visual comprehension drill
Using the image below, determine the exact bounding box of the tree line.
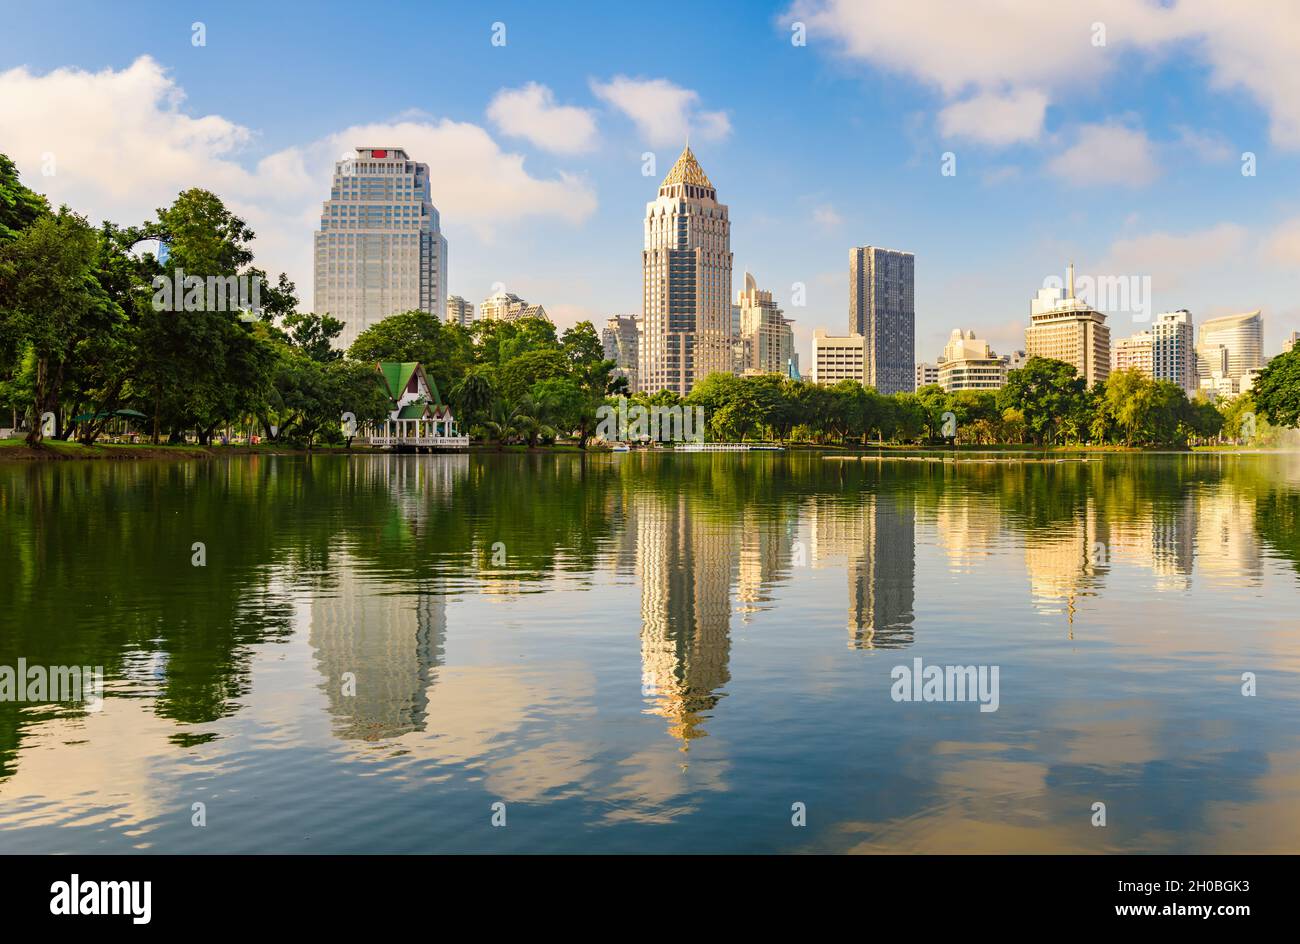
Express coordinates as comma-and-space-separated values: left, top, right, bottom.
3, 155, 1298, 449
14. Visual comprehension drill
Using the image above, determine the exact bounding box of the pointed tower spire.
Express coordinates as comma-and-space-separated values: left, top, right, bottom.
1067, 261, 1075, 299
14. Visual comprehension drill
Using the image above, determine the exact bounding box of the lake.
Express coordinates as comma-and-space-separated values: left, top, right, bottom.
2, 451, 1298, 853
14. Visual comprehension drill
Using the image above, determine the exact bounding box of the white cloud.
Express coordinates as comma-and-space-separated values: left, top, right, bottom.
0, 56, 597, 311
812, 204, 842, 227
486, 82, 598, 155
1265, 218, 1300, 267
937, 89, 1048, 146
590, 76, 730, 147
1172, 125, 1234, 163
1047, 122, 1159, 187
1099, 222, 1249, 296
785, 0, 1300, 151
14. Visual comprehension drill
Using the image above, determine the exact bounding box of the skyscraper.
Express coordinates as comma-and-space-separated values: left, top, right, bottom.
736, 271, 793, 375
314, 147, 447, 351
641, 146, 733, 396
849, 246, 915, 394
1199, 310, 1263, 388
1151, 309, 1195, 393
1026, 263, 1111, 386
602, 315, 640, 392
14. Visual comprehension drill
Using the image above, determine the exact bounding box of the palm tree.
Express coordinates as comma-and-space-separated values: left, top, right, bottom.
481, 399, 515, 449
511, 392, 557, 447
451, 369, 495, 428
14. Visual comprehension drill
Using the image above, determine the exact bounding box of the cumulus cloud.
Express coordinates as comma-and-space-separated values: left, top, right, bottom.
1047, 122, 1160, 187
590, 76, 730, 147
785, 0, 1300, 151
1099, 222, 1249, 296
487, 82, 599, 155
0, 56, 598, 310
1265, 217, 1300, 267
937, 89, 1048, 146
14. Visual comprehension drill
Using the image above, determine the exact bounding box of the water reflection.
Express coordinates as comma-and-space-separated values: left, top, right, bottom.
1, 452, 1299, 852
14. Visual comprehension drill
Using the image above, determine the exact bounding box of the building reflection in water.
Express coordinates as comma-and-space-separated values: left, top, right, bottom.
1024, 501, 1108, 627
307, 454, 468, 742
807, 492, 916, 650
310, 555, 445, 742
636, 492, 734, 746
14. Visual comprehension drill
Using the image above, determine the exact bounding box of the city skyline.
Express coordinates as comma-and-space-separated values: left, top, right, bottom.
3, 1, 1299, 372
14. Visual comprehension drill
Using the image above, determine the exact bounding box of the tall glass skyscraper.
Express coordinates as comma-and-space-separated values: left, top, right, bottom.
849, 246, 915, 395
641, 146, 733, 397
314, 147, 447, 350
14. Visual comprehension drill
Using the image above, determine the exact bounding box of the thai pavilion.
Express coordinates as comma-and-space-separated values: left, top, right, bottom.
368, 361, 468, 450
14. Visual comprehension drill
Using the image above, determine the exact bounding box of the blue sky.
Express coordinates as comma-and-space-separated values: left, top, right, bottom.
2, 0, 1298, 361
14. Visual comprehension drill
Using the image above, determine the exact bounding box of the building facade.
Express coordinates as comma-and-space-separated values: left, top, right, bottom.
850, 246, 915, 394
1151, 309, 1195, 392
1112, 330, 1154, 375
914, 362, 939, 390
602, 315, 640, 393
812, 329, 867, 385
446, 295, 474, 327
737, 271, 794, 375
641, 146, 733, 396
1026, 263, 1111, 387
479, 289, 549, 323
937, 329, 1007, 391
1198, 310, 1263, 388
314, 147, 447, 351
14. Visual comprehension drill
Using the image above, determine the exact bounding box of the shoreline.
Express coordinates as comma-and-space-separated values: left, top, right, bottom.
2, 440, 1284, 462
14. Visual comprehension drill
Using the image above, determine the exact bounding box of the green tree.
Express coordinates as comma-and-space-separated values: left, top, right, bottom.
997, 357, 1086, 445
1253, 347, 1300, 429
0, 210, 119, 444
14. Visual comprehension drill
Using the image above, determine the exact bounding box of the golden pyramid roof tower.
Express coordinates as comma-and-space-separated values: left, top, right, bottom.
660, 145, 714, 189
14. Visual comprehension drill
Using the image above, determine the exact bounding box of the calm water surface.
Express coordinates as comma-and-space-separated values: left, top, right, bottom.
2, 452, 1298, 853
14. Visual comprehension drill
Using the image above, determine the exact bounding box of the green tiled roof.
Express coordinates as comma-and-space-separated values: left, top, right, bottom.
375, 361, 444, 406
377, 362, 419, 401
396, 402, 430, 419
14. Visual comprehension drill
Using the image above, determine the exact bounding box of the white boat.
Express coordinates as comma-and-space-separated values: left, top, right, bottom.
610, 443, 631, 452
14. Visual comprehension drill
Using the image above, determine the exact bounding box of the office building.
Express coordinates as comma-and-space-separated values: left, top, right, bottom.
812, 329, 867, 385
314, 147, 447, 350
1026, 263, 1110, 386
937, 329, 1007, 391
849, 246, 915, 394
602, 315, 640, 392
641, 146, 733, 396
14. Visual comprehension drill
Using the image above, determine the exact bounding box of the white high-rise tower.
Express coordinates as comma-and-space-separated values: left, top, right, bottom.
641, 146, 733, 396
314, 147, 448, 350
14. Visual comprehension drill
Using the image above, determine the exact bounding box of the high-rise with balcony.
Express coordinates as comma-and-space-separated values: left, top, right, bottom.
1112, 331, 1154, 375
602, 315, 640, 392
849, 246, 915, 394
1151, 309, 1195, 392
641, 146, 733, 396
446, 295, 474, 327
937, 329, 1007, 391
314, 147, 447, 350
1026, 263, 1110, 386
479, 289, 549, 323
